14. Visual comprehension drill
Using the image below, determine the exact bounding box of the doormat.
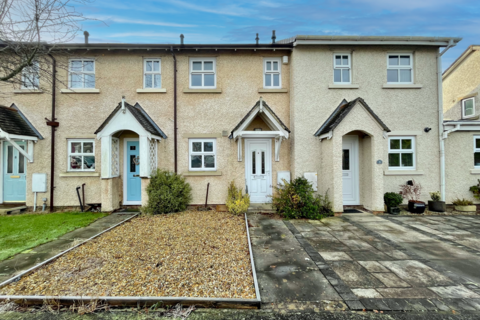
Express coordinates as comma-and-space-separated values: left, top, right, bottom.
343, 209, 363, 213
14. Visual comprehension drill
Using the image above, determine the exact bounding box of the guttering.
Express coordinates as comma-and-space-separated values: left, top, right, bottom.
293, 40, 458, 47
170, 46, 177, 173
46, 54, 59, 212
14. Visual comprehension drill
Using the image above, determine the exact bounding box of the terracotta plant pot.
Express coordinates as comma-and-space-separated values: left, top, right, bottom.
455, 205, 477, 212
408, 200, 426, 214
428, 200, 446, 212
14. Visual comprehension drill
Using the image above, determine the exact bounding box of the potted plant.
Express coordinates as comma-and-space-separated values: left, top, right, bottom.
384, 192, 403, 215
452, 198, 477, 212
428, 191, 446, 212
399, 179, 426, 214
469, 179, 480, 200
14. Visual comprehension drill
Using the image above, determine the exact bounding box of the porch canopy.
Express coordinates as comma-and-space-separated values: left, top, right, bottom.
229, 97, 290, 161
94, 100, 167, 179
0, 104, 43, 162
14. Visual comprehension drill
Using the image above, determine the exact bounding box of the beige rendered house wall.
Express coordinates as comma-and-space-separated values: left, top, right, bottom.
290, 46, 441, 209
0, 49, 291, 208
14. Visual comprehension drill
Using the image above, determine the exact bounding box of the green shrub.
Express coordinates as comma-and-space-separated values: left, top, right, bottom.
429, 191, 441, 201
270, 177, 333, 220
452, 198, 474, 206
384, 192, 403, 208
226, 181, 250, 215
143, 169, 192, 214
469, 180, 480, 199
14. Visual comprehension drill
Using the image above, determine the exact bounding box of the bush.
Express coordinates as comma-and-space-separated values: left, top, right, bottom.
429, 191, 441, 201
226, 181, 250, 215
143, 169, 192, 214
384, 192, 403, 208
270, 177, 333, 220
452, 198, 474, 206
399, 179, 422, 201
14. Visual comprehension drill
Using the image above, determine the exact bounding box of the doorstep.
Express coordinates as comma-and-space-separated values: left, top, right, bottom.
248, 203, 275, 213
0, 206, 27, 215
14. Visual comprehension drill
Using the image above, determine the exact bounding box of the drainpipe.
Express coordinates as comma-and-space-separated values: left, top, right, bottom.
170, 46, 177, 173
47, 54, 59, 212
438, 39, 456, 202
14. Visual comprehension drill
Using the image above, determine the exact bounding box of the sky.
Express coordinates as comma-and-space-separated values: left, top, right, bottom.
78, 0, 480, 70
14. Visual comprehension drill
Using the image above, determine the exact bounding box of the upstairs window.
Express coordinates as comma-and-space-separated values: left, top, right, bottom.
387, 54, 413, 84
190, 58, 216, 88
333, 54, 351, 84
68, 139, 95, 171
21, 61, 40, 89
144, 59, 161, 88
69, 59, 95, 89
462, 97, 475, 119
189, 139, 216, 171
388, 136, 415, 169
475, 137, 480, 168
264, 58, 281, 88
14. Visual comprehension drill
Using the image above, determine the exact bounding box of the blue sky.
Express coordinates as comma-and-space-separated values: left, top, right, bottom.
79, 0, 480, 70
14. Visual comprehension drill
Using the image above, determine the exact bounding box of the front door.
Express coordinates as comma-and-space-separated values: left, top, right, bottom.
246, 139, 272, 203
342, 136, 359, 205
125, 140, 141, 203
3, 142, 27, 202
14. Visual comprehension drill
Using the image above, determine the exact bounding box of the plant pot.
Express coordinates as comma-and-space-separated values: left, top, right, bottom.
408, 200, 426, 214
388, 206, 401, 215
428, 200, 446, 212
455, 205, 477, 212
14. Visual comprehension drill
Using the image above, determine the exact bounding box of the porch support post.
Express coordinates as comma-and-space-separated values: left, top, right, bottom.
275, 136, 282, 162
237, 137, 242, 162
139, 135, 150, 177
101, 135, 112, 179
27, 141, 34, 162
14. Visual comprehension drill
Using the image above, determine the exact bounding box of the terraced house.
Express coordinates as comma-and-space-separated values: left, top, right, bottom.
0, 34, 462, 213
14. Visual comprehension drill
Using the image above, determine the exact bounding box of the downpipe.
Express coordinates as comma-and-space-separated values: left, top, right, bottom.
170, 46, 178, 173
47, 54, 59, 212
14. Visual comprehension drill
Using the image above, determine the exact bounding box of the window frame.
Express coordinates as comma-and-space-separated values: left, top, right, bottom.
67, 139, 96, 172
333, 53, 351, 84
474, 136, 480, 168
387, 53, 413, 84
21, 61, 40, 89
388, 136, 416, 170
143, 58, 162, 89
263, 57, 282, 89
188, 138, 217, 171
189, 57, 216, 89
68, 58, 96, 89
462, 97, 476, 119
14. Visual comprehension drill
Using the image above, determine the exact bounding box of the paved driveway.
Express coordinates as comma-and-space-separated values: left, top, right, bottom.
248, 212, 480, 312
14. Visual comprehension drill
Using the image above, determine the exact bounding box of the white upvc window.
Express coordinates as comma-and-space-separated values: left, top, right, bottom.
474, 137, 480, 168
264, 58, 281, 88
462, 97, 475, 119
67, 139, 95, 171
144, 58, 161, 88
333, 53, 351, 84
189, 139, 216, 171
387, 53, 413, 84
69, 59, 95, 89
189, 58, 216, 89
21, 61, 40, 89
388, 136, 415, 169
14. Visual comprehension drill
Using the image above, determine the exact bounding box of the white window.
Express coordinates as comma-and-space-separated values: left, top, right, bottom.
189, 58, 216, 88
333, 54, 351, 84
144, 59, 161, 88
21, 61, 39, 89
387, 54, 413, 84
189, 139, 216, 171
67, 139, 95, 171
388, 136, 415, 169
69, 59, 95, 89
462, 97, 475, 119
264, 58, 281, 88
474, 137, 480, 168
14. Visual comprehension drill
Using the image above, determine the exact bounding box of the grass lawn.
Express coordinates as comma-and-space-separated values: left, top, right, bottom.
0, 212, 107, 261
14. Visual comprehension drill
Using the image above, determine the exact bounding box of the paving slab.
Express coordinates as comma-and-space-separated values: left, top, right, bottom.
357, 261, 390, 273
399, 241, 478, 260
300, 231, 332, 239
329, 261, 385, 288
428, 286, 480, 299
319, 252, 353, 261
340, 240, 377, 251
347, 250, 391, 261
375, 287, 439, 299
379, 260, 454, 287
372, 273, 411, 288
58, 226, 108, 240
351, 288, 383, 298
306, 238, 350, 252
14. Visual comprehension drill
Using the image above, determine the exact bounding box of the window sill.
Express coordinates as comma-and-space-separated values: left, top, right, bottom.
384, 170, 424, 176
183, 171, 222, 176
382, 84, 423, 89
328, 84, 359, 89
136, 88, 167, 93
183, 88, 222, 94
470, 169, 480, 175
258, 88, 288, 93
60, 172, 100, 177
14, 89, 44, 94
61, 88, 100, 94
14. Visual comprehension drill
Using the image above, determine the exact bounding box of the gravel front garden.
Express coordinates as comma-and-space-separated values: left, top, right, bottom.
0, 211, 256, 299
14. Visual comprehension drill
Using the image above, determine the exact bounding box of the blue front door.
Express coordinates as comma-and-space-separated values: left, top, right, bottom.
3, 142, 27, 202
126, 141, 141, 202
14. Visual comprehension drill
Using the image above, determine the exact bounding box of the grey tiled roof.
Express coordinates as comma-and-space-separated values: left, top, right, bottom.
0, 105, 43, 138
314, 97, 390, 136
94, 101, 167, 138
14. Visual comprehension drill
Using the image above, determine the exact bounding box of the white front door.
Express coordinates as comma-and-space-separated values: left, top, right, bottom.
342, 136, 359, 205
245, 139, 272, 203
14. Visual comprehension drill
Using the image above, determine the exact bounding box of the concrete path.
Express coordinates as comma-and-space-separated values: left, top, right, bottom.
248, 212, 480, 312
0, 213, 137, 284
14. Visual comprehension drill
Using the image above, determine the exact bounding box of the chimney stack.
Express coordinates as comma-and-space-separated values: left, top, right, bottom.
255, 33, 259, 45
180, 34, 184, 45
84, 31, 89, 45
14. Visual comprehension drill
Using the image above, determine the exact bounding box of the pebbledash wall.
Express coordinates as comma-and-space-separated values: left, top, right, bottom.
0, 49, 291, 209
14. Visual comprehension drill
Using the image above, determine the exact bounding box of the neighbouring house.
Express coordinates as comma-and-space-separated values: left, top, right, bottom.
0, 34, 462, 213
442, 45, 480, 203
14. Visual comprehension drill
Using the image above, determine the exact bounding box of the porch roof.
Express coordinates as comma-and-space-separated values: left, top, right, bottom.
314, 97, 390, 137
0, 104, 43, 139
94, 101, 167, 139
